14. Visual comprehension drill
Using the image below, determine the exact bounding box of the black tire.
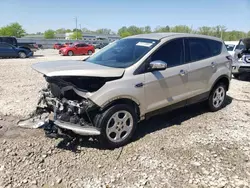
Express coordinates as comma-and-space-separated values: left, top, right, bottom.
94, 104, 137, 148
67, 51, 74, 56
88, 50, 93, 55
18, 51, 27, 58
208, 82, 227, 112
233, 74, 240, 79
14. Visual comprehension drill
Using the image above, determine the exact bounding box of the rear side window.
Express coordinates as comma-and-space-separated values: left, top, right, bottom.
187, 38, 222, 62
188, 38, 211, 62
151, 38, 184, 68
206, 39, 222, 56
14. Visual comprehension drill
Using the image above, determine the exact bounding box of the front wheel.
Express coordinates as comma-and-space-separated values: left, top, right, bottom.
67, 51, 74, 56
18, 51, 27, 58
208, 83, 227, 112
95, 104, 137, 148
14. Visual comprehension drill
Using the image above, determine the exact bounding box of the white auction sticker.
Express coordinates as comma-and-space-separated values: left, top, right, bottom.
136, 42, 154, 47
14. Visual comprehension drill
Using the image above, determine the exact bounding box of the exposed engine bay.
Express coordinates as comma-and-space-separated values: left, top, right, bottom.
34, 75, 120, 138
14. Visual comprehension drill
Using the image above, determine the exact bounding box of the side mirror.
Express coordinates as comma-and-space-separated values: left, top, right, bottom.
149, 60, 167, 71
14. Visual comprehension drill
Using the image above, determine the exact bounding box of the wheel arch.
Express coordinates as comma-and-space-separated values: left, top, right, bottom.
210, 75, 230, 92
99, 97, 141, 120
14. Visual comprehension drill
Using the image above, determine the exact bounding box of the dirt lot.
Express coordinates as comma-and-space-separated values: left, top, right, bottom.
0, 49, 250, 188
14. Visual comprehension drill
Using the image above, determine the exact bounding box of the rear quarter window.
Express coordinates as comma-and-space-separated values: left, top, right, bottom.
206, 39, 222, 56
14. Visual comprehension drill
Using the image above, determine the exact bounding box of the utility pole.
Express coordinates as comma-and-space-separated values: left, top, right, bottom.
75, 17, 78, 40
79, 24, 82, 40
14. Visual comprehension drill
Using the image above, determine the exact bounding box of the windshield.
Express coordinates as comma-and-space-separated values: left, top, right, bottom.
225, 44, 235, 51
87, 38, 159, 68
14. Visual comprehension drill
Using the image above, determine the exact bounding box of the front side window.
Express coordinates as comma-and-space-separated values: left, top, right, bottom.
0, 43, 13, 49
87, 38, 159, 68
151, 38, 184, 68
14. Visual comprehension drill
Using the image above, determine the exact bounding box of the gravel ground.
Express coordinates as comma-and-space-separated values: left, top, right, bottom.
0, 50, 250, 188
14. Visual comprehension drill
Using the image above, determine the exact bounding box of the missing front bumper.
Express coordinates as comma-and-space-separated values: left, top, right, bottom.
54, 120, 100, 136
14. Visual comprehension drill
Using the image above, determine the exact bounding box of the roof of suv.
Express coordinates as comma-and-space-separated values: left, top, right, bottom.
127, 32, 222, 41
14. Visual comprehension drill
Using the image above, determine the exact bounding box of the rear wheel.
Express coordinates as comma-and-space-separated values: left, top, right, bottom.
88, 50, 93, 55
208, 82, 227, 112
95, 104, 137, 148
18, 51, 27, 58
67, 51, 74, 56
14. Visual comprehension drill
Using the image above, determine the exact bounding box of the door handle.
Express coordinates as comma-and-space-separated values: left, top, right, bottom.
211, 62, 216, 68
179, 70, 187, 76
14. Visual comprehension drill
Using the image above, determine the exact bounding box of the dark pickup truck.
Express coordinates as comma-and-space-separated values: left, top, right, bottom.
0, 36, 39, 52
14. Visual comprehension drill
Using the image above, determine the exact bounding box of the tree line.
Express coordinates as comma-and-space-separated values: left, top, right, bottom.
118, 25, 250, 41
1, 22, 250, 41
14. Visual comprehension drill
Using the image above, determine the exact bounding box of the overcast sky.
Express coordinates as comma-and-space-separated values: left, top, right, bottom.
1, 0, 250, 33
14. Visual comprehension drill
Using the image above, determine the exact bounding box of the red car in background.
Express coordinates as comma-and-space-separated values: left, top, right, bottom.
59, 43, 95, 56
53, 43, 63, 49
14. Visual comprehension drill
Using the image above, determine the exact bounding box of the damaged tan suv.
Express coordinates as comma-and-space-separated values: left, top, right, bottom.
32, 33, 232, 148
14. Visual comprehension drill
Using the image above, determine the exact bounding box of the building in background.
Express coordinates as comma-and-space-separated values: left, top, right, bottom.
19, 33, 120, 49
23, 33, 120, 42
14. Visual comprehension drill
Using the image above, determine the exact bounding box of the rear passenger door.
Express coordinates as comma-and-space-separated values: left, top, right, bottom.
185, 38, 222, 97
80, 44, 89, 54
76, 44, 88, 55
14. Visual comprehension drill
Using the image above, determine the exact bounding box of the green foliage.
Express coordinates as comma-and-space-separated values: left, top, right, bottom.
117, 24, 249, 41
56, 28, 70, 34
95, 28, 114, 35
65, 29, 72, 33
0, 22, 26, 38
69, 31, 82, 40
154, 26, 170, 33
72, 29, 82, 32
170, 25, 192, 33
118, 26, 144, 38
44, 29, 55, 39
81, 27, 93, 33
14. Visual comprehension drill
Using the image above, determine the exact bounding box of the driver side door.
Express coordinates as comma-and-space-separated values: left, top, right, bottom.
144, 38, 190, 113
0, 43, 17, 57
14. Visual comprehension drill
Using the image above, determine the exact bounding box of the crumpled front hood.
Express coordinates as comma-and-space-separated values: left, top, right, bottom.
32, 60, 125, 77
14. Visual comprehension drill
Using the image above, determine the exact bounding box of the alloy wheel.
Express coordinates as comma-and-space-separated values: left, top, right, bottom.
106, 110, 133, 143
212, 86, 225, 108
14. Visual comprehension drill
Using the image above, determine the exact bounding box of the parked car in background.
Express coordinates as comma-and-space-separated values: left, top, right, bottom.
0, 42, 33, 58
232, 38, 250, 78
225, 41, 244, 57
53, 43, 63, 49
32, 33, 232, 148
62, 42, 73, 48
95, 42, 109, 49
59, 43, 95, 56
0, 36, 38, 52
